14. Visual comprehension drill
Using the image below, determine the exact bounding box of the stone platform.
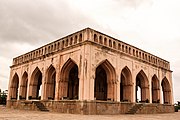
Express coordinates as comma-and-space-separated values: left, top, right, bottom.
6, 100, 174, 115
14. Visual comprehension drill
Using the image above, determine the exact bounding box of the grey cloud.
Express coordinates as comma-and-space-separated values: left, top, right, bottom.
0, 0, 103, 90
0, 0, 101, 60
1, 0, 179, 102
0, 42, 32, 58
0, 0, 97, 45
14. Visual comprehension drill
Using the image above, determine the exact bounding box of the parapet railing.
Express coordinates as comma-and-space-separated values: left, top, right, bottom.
12, 28, 170, 70
12, 29, 85, 66
90, 29, 170, 70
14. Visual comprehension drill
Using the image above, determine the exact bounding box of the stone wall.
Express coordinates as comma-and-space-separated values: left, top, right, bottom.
136, 104, 175, 114
6, 100, 174, 115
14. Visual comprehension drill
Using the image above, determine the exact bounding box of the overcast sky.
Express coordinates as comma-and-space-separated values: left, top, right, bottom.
0, 0, 180, 103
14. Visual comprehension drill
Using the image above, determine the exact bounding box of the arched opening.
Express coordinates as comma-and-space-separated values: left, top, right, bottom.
29, 67, 42, 100
94, 65, 107, 100
19, 72, 28, 100
113, 41, 116, 49
104, 38, 107, 46
120, 67, 132, 102
94, 34, 98, 42
65, 39, 68, 47
109, 39, 112, 47
136, 70, 149, 103
129, 47, 131, 54
70, 37, 73, 45
74, 35, 77, 44
122, 45, 124, 52
125, 46, 128, 53
60, 59, 79, 100
99, 36, 103, 44
10, 73, 19, 100
161, 77, 171, 104
94, 60, 116, 101
68, 65, 79, 99
79, 33, 82, 42
152, 75, 160, 103
45, 65, 56, 100
118, 43, 121, 50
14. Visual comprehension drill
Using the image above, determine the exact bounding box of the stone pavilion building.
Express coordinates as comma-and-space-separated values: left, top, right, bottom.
7, 28, 174, 114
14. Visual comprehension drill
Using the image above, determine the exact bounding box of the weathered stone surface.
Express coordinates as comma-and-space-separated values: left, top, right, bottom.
7, 28, 174, 114
6, 100, 174, 114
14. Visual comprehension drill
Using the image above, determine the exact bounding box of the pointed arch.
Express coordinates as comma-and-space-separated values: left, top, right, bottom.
94, 59, 116, 101
59, 58, 79, 100
19, 71, 28, 99
10, 73, 19, 99
136, 70, 149, 102
96, 59, 116, 83
61, 58, 78, 82
29, 67, 42, 100
44, 65, 56, 100
161, 77, 171, 104
152, 75, 160, 103
120, 66, 133, 102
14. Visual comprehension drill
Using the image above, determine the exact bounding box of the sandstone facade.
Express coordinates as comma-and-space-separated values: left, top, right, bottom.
7, 28, 173, 106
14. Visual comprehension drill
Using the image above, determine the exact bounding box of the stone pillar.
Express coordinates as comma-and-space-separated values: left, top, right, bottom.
45, 83, 49, 99
132, 75, 136, 103
41, 74, 46, 100
149, 80, 152, 103
113, 81, 117, 101
89, 78, 95, 100
116, 77, 120, 102
7, 70, 13, 100
78, 70, 84, 100
159, 83, 163, 104
26, 75, 30, 100
26, 83, 30, 100
58, 81, 63, 99
78, 45, 85, 100
78, 44, 90, 101
26, 66, 31, 100
81, 58, 90, 100
55, 68, 60, 100
83, 44, 94, 101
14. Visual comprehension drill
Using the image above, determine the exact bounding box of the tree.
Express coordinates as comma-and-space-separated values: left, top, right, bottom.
0, 89, 8, 105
